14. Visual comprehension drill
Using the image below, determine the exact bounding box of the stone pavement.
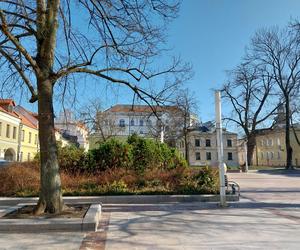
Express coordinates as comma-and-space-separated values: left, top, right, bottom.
0, 169, 299, 249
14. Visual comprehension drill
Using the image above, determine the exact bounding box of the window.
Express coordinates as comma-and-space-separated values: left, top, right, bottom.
268, 139, 273, 146
27, 153, 31, 161
0, 122, 2, 136
6, 124, 10, 138
277, 152, 281, 159
21, 130, 25, 142
34, 134, 38, 145
139, 130, 144, 134
130, 119, 135, 126
195, 139, 200, 147
139, 119, 144, 126
261, 152, 264, 159
20, 152, 23, 161
119, 119, 125, 127
205, 139, 211, 147
228, 152, 233, 161
261, 140, 264, 146
147, 119, 152, 126
270, 152, 274, 159
227, 139, 232, 147
195, 152, 201, 160
28, 132, 32, 143
13, 127, 17, 139
277, 138, 281, 146
206, 152, 212, 160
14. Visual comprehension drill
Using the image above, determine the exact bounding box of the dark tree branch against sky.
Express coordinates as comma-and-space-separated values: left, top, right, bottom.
0, 0, 191, 214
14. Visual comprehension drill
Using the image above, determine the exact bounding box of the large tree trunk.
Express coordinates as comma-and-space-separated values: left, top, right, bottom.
246, 133, 256, 166
35, 79, 63, 214
285, 97, 293, 169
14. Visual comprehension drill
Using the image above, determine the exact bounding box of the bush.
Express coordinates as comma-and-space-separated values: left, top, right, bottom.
0, 162, 219, 197
58, 145, 87, 173
128, 134, 187, 172
0, 162, 39, 196
88, 139, 133, 171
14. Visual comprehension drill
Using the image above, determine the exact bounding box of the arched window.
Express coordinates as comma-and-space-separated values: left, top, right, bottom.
119, 119, 125, 127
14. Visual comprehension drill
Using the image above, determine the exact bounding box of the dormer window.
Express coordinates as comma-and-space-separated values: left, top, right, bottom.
119, 119, 125, 127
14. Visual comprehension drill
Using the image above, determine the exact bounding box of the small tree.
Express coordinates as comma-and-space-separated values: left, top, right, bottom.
170, 89, 198, 163
0, 0, 190, 214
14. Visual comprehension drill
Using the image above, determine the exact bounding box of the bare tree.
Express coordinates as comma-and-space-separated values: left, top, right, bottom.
0, 0, 190, 214
248, 25, 300, 169
223, 62, 279, 165
168, 89, 198, 163
78, 99, 123, 142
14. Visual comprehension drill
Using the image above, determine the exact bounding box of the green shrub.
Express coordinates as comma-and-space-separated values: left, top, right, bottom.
58, 145, 87, 173
128, 134, 187, 172
88, 139, 133, 171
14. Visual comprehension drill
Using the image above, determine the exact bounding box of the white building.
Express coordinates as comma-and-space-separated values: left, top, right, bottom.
55, 110, 89, 151
91, 104, 193, 145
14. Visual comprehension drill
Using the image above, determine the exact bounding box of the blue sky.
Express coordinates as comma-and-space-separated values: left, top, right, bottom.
5, 0, 300, 130
167, 0, 300, 123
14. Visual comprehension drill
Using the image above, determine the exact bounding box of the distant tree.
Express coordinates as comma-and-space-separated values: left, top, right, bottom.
248, 25, 300, 169
223, 62, 279, 165
78, 100, 122, 142
169, 89, 198, 163
0, 0, 190, 214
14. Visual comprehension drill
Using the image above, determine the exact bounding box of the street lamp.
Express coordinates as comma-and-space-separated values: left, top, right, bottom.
244, 140, 248, 172
215, 90, 227, 207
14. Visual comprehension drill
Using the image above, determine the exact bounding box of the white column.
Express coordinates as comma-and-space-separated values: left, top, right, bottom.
244, 140, 248, 172
215, 90, 227, 207
160, 125, 164, 143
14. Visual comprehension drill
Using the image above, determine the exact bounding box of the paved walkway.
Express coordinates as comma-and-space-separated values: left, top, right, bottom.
0, 169, 299, 249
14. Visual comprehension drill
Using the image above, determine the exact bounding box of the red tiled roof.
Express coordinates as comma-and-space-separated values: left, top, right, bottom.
0, 99, 16, 106
0, 99, 38, 129
106, 104, 179, 113
0, 102, 20, 119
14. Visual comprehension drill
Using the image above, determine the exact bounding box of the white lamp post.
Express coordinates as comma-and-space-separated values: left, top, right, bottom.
244, 140, 248, 172
160, 124, 164, 143
215, 90, 227, 207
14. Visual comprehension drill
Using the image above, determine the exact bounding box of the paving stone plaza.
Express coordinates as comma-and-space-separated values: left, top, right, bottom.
0, 170, 300, 249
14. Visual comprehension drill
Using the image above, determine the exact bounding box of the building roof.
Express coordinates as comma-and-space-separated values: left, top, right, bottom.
105, 104, 180, 113
15, 108, 38, 129
0, 99, 16, 106
0, 105, 20, 119
0, 99, 38, 129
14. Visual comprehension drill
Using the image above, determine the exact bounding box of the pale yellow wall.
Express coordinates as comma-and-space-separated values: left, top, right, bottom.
0, 112, 20, 161
253, 129, 300, 166
19, 125, 39, 161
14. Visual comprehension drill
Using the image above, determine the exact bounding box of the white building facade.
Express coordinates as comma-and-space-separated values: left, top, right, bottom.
55, 111, 89, 151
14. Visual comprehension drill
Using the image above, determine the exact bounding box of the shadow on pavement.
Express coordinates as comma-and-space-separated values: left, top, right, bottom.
257, 168, 300, 177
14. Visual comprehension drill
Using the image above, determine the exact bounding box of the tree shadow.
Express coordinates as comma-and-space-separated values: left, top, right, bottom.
257, 168, 300, 177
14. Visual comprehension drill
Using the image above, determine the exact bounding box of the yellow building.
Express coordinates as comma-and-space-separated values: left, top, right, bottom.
0, 99, 39, 162
0, 100, 21, 161
251, 128, 300, 167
